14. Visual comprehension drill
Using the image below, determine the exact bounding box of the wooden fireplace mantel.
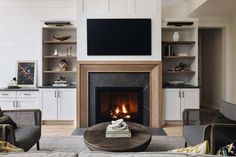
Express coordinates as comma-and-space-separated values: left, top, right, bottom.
77, 61, 163, 128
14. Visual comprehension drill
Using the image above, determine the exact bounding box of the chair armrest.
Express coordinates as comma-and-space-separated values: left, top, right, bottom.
3, 109, 41, 128
0, 124, 16, 145
183, 109, 219, 126
209, 123, 236, 154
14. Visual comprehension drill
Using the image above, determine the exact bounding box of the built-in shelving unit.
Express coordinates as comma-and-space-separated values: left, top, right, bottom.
162, 19, 198, 86
42, 25, 77, 86
162, 19, 200, 122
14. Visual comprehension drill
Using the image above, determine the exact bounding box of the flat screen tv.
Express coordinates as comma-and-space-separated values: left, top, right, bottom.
87, 19, 151, 55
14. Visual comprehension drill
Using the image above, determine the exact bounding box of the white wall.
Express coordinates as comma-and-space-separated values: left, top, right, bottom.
231, 15, 236, 103
161, 0, 188, 18
198, 17, 232, 103
200, 29, 222, 108
77, 0, 161, 61
0, 0, 76, 88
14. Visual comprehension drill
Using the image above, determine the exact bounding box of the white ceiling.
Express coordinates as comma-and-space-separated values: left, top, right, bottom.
189, 0, 236, 17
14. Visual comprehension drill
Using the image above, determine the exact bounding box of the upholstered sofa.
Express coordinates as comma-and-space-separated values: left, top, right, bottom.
79, 151, 216, 157
0, 151, 218, 157
0, 152, 77, 157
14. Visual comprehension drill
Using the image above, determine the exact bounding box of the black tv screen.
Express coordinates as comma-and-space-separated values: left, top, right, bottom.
87, 19, 151, 55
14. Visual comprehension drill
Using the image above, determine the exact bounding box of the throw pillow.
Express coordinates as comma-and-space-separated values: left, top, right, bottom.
169, 140, 209, 154
0, 115, 17, 129
217, 142, 236, 156
0, 141, 23, 152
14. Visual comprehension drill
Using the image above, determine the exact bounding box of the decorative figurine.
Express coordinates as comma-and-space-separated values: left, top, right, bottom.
59, 60, 68, 71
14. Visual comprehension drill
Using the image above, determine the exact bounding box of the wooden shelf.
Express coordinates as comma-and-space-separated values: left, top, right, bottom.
43, 27, 76, 31
163, 71, 195, 74
43, 71, 76, 74
43, 41, 77, 44
162, 56, 195, 59
43, 56, 77, 59
162, 26, 195, 31
162, 41, 195, 44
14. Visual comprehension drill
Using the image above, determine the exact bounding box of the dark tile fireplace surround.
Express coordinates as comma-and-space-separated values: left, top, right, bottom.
89, 73, 150, 126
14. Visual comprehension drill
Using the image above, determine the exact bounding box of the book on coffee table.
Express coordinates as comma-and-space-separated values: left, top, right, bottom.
105, 132, 131, 138
105, 127, 131, 138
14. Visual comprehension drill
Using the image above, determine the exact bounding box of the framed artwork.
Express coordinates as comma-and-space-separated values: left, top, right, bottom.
16, 61, 37, 87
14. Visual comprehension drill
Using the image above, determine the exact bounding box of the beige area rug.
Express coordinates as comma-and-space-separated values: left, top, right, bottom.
30, 136, 185, 153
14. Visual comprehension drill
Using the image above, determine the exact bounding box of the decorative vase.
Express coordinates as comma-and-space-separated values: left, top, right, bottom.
54, 49, 58, 56
59, 60, 68, 71
173, 32, 180, 41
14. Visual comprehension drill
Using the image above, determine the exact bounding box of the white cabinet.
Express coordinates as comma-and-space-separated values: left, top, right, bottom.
0, 91, 40, 110
41, 89, 58, 120
164, 89, 181, 120
40, 88, 76, 121
164, 88, 199, 121
58, 89, 76, 120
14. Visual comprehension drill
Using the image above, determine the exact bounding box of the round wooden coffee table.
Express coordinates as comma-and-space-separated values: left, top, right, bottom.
83, 122, 151, 152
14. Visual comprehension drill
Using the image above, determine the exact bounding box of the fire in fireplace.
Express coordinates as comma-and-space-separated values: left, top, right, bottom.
95, 87, 143, 124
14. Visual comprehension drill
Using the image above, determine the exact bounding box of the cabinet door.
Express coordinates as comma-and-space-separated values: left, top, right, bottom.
0, 98, 15, 110
181, 88, 200, 110
17, 91, 40, 110
17, 98, 40, 109
41, 89, 58, 120
57, 89, 76, 120
164, 89, 181, 121
0, 91, 16, 110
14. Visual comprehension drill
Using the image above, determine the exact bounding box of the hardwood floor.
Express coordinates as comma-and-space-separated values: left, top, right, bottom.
42, 125, 74, 136
163, 124, 182, 136
42, 124, 182, 137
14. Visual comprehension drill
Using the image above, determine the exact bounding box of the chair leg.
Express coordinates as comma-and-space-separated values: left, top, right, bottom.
36, 142, 40, 150
185, 141, 188, 147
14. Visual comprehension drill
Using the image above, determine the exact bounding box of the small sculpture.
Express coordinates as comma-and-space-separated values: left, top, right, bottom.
175, 62, 187, 71
59, 60, 68, 71
107, 119, 128, 131
106, 119, 131, 138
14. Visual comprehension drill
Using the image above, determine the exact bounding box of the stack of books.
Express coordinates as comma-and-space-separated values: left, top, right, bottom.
105, 127, 131, 138
52, 80, 69, 87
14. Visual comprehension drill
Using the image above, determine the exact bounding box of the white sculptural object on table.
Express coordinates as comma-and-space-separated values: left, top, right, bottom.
106, 119, 131, 138
107, 119, 128, 131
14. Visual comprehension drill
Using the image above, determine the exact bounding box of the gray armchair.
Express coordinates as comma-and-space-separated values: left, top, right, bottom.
182, 101, 236, 154
0, 109, 41, 151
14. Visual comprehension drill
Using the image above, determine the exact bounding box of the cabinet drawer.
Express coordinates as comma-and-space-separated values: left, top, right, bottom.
0, 91, 16, 98
17, 91, 39, 98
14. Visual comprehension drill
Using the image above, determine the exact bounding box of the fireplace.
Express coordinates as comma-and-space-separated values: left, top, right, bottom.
77, 61, 163, 128
95, 87, 143, 124
88, 72, 150, 126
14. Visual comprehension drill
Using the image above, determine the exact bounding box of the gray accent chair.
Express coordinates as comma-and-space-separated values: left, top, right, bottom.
0, 109, 41, 151
182, 100, 236, 154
